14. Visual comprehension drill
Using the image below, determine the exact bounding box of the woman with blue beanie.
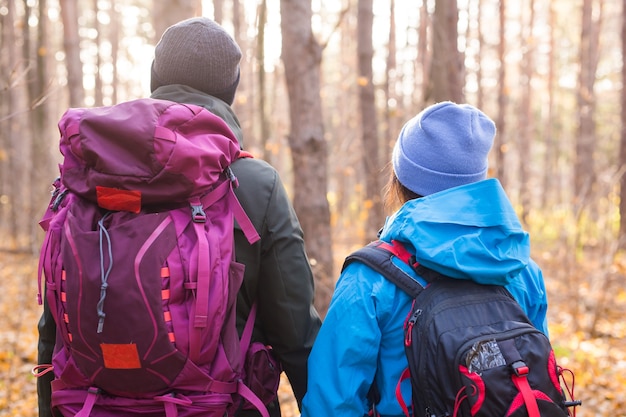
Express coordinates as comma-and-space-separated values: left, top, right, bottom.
301, 102, 549, 417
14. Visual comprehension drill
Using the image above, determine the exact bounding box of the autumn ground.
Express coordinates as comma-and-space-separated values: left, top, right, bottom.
0, 249, 625, 417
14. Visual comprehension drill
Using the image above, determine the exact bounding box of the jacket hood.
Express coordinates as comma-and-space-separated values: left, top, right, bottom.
150, 84, 244, 146
379, 178, 529, 286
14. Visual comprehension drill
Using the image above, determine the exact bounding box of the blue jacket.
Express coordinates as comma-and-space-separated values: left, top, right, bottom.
301, 179, 548, 417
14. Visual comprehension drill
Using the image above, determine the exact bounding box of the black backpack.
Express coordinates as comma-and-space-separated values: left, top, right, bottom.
343, 240, 580, 417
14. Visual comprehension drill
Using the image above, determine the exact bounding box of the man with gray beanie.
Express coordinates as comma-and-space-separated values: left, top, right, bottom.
150, 17, 322, 417
302, 102, 550, 417
37, 17, 321, 417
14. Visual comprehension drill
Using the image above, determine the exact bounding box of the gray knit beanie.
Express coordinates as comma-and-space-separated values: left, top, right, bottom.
150, 17, 242, 105
392, 101, 495, 196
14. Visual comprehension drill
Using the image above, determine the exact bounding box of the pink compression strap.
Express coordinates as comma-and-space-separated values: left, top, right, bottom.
74, 387, 98, 417
238, 380, 270, 417
239, 301, 258, 363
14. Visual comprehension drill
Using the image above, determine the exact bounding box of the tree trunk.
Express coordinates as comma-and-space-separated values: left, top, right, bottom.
384, 0, 397, 169
233, 0, 241, 43
475, 0, 484, 109
574, 0, 603, 205
257, 0, 270, 161
2, 0, 32, 250
542, 2, 558, 208
417, 1, 429, 106
619, 0, 626, 249
60, 0, 84, 107
152, 0, 201, 42
93, 0, 104, 107
517, 0, 535, 225
213, 0, 224, 24
30, 0, 55, 250
428, 0, 463, 103
111, 0, 119, 104
357, 0, 383, 240
280, 0, 333, 317
494, 0, 507, 187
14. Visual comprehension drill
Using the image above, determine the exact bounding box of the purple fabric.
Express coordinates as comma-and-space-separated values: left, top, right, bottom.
39, 98, 268, 417
58, 98, 241, 205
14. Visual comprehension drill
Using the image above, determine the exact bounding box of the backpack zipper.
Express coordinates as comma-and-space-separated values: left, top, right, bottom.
405, 308, 422, 346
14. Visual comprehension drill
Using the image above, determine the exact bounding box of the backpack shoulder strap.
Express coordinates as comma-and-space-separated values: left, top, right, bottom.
342, 240, 425, 298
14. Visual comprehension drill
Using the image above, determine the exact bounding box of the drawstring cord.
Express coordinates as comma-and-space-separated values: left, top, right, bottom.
97, 213, 112, 333
453, 386, 468, 417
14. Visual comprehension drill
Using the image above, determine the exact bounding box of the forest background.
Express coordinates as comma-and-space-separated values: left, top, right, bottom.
1, 0, 625, 415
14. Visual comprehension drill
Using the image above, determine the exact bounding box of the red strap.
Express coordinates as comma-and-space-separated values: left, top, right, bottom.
394, 367, 412, 417
377, 240, 415, 266
512, 372, 540, 417
239, 150, 254, 159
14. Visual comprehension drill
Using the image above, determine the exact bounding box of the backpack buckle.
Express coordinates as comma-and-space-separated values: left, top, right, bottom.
190, 204, 206, 223
511, 360, 529, 377
52, 189, 68, 211
225, 166, 239, 188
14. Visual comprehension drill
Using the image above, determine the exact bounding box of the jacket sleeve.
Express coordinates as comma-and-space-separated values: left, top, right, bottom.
254, 169, 321, 406
301, 264, 380, 417
232, 158, 322, 408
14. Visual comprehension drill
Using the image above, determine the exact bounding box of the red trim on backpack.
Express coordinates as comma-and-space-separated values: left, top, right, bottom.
100, 343, 141, 369
239, 150, 254, 159
547, 350, 561, 392
96, 186, 141, 213
459, 364, 486, 415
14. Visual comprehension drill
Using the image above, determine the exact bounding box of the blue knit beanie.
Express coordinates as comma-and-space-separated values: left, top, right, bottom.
392, 101, 495, 196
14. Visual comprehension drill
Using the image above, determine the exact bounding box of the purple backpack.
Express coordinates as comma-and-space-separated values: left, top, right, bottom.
36, 98, 272, 417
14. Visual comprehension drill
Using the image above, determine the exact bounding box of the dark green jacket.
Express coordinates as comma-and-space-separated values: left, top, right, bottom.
38, 85, 321, 416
